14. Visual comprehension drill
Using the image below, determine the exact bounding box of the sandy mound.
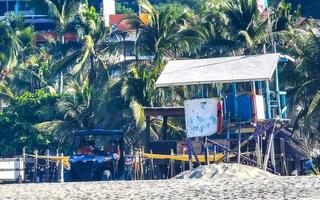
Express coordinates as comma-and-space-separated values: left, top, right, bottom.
175, 163, 274, 179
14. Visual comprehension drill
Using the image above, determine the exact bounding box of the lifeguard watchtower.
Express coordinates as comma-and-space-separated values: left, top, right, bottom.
143, 53, 306, 177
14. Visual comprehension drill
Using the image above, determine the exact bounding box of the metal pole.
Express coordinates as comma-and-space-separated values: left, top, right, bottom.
232, 83, 238, 117
275, 65, 282, 118
265, 81, 272, 118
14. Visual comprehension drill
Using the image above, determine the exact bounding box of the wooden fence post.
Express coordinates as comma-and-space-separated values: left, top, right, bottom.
34, 150, 38, 183
150, 150, 154, 180
60, 153, 64, 183
22, 147, 26, 182
46, 149, 50, 182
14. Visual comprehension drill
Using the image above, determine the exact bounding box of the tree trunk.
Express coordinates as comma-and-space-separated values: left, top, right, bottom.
58, 36, 65, 94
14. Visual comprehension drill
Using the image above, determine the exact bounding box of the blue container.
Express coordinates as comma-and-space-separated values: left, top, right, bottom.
225, 95, 252, 121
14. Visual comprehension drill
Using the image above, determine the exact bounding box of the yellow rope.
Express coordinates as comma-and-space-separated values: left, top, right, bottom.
25, 154, 70, 168
143, 153, 232, 162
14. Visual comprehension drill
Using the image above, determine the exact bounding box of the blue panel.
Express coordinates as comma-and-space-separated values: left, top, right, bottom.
225, 95, 234, 117
225, 94, 252, 121
237, 95, 253, 122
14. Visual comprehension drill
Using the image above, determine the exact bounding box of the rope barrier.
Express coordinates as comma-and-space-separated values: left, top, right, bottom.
142, 153, 230, 162
24, 153, 70, 168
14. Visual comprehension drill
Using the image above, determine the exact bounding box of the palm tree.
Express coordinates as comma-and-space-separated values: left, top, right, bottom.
0, 20, 21, 101
124, 0, 201, 63
36, 0, 82, 94
281, 32, 320, 147
120, 63, 183, 140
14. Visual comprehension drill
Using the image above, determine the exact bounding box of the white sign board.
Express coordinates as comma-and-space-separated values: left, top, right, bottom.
256, 95, 266, 120
184, 98, 218, 138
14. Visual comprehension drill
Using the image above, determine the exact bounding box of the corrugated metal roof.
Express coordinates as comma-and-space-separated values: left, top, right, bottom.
155, 53, 281, 87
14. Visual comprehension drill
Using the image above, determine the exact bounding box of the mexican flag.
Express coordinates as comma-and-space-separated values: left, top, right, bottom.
257, 0, 268, 13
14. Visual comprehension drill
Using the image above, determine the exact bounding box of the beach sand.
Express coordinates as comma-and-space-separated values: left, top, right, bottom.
1, 177, 320, 200
1, 164, 320, 200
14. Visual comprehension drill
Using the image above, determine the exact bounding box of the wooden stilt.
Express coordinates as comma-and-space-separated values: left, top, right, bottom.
226, 113, 231, 162
270, 139, 276, 173
263, 125, 276, 171
213, 145, 217, 163
255, 135, 261, 168
237, 123, 242, 164
280, 138, 288, 175
205, 137, 209, 165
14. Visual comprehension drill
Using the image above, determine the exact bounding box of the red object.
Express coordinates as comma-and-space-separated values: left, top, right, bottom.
217, 99, 223, 134
77, 147, 92, 155
109, 14, 133, 31
251, 92, 257, 124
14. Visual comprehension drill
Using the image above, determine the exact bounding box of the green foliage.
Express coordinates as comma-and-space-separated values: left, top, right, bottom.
0, 0, 320, 155
0, 90, 60, 156
116, 3, 134, 14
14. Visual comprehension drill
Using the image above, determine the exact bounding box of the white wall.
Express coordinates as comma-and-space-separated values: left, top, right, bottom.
103, 0, 115, 26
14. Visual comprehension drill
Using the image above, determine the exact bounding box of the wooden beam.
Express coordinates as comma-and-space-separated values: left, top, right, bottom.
263, 125, 276, 170
144, 107, 185, 117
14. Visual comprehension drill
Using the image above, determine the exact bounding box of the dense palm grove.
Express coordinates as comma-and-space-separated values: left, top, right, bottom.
0, 0, 319, 156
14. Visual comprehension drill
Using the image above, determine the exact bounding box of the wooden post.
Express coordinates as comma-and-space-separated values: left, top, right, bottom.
237, 123, 242, 164
265, 81, 272, 119
162, 116, 168, 140
150, 150, 154, 180
280, 138, 288, 175
205, 137, 209, 165
34, 150, 38, 183
46, 149, 50, 182
263, 125, 276, 171
275, 65, 282, 118
270, 139, 276, 173
56, 149, 59, 181
60, 153, 64, 183
139, 148, 143, 180
145, 116, 151, 152
213, 145, 217, 163
22, 147, 26, 182
255, 135, 261, 168
226, 113, 231, 162
232, 83, 238, 118
170, 149, 175, 178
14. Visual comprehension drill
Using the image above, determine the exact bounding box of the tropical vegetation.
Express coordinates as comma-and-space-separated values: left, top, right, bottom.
0, 0, 320, 156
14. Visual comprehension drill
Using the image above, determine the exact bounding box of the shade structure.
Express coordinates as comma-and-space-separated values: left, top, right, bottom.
155, 53, 281, 87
